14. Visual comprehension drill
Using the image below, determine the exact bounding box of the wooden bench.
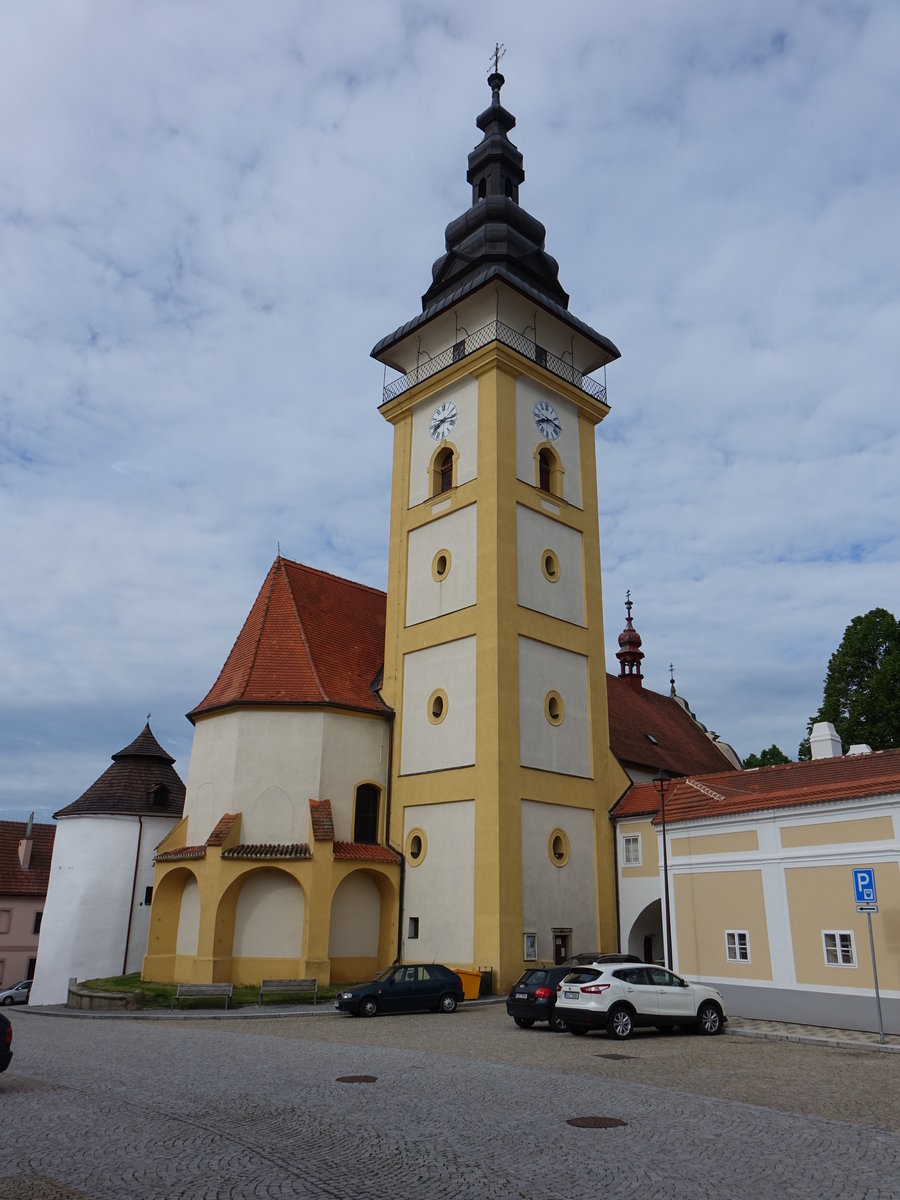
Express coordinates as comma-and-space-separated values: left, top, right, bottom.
258, 978, 318, 1006
172, 983, 234, 1010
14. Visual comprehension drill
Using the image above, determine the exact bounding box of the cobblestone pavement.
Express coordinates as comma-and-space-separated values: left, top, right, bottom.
3, 1005, 900, 1199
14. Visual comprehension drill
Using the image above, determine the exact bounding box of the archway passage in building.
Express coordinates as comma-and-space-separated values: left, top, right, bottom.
627, 899, 663, 965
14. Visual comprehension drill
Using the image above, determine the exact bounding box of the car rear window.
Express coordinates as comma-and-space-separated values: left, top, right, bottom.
562, 969, 601, 985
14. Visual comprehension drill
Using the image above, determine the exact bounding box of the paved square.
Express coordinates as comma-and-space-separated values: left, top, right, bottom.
2, 1006, 899, 1199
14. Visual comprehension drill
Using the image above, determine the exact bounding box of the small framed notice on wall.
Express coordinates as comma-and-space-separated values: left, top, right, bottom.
523, 933, 537, 961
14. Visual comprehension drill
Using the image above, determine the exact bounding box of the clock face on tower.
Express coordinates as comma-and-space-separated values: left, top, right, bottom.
429, 400, 458, 441
533, 399, 561, 441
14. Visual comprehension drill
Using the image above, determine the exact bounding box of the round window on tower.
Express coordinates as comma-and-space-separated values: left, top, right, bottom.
406, 828, 428, 866
427, 689, 448, 725
432, 549, 452, 582
548, 828, 570, 867
544, 691, 565, 726
541, 549, 560, 582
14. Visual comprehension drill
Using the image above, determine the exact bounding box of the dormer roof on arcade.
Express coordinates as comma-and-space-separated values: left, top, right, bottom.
189, 557, 389, 720
372, 71, 620, 377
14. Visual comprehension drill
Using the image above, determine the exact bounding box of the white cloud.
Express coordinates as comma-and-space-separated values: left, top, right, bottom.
2, 0, 899, 816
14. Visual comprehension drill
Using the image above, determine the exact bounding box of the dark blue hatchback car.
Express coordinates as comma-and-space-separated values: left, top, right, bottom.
335, 964, 464, 1017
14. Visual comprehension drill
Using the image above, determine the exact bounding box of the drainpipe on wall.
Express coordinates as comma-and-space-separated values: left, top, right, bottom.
383, 710, 405, 964
122, 815, 144, 976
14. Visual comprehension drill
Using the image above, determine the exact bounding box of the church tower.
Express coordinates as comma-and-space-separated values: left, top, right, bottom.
372, 71, 621, 990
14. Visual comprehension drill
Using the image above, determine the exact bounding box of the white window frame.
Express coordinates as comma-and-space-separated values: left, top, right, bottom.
622, 834, 641, 866
823, 930, 856, 967
725, 930, 750, 963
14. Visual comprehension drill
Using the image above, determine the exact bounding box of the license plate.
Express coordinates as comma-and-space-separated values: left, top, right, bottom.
515, 992, 527, 1000
564, 990, 579, 1000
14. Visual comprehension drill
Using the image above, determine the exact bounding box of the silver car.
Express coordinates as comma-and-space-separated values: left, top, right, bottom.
0, 980, 32, 1006
556, 963, 726, 1039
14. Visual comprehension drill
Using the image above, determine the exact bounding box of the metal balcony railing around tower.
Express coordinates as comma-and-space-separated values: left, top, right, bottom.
380, 319, 608, 406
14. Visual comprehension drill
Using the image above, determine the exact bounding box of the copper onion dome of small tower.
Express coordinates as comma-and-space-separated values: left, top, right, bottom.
616, 592, 645, 692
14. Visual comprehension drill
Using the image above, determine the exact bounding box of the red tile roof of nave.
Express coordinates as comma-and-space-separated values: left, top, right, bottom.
309, 799, 335, 842
190, 558, 390, 721
333, 842, 401, 864
0, 820, 56, 897
606, 675, 737, 779
613, 747, 900, 825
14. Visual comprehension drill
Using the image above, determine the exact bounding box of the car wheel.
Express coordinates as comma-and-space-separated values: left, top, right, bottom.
0, 997, 12, 1007
697, 1002, 723, 1035
549, 1010, 567, 1033
568, 1025, 588, 1036
513, 1016, 535, 1029
439, 993, 458, 1014
607, 1005, 634, 1040
359, 996, 378, 1018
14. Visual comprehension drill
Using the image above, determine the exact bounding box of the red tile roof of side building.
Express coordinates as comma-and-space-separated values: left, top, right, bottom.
190, 558, 389, 720
0, 820, 56, 897
606, 675, 738, 778
612, 748, 900, 825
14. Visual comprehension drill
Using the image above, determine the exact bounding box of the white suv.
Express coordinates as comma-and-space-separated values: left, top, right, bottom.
556, 963, 726, 1039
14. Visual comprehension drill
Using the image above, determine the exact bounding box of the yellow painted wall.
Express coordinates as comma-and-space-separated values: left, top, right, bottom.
674, 870, 773, 980
671, 830, 760, 857
620, 819, 659, 879
785, 862, 900, 989
780, 816, 894, 848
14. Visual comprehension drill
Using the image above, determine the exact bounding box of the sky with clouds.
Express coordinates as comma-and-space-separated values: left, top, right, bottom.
2, 0, 898, 821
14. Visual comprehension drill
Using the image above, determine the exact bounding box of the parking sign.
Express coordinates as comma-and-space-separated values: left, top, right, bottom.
852, 867, 877, 904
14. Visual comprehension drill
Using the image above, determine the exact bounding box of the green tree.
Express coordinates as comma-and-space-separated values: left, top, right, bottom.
742, 745, 791, 769
799, 608, 900, 758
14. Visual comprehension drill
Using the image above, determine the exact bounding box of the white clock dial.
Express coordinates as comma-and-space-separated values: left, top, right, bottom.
429, 400, 458, 441
533, 399, 561, 441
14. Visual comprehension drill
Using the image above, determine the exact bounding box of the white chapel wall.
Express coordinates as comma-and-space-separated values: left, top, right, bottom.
30, 817, 141, 1005
185, 709, 388, 845
329, 872, 382, 957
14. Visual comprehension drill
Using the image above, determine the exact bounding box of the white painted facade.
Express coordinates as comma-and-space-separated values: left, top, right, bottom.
518, 636, 591, 777
402, 799, 475, 963
516, 504, 585, 625
400, 636, 477, 775
520, 800, 598, 962
233, 870, 304, 959
329, 873, 382, 958
515, 377, 582, 505
406, 503, 477, 625
30, 813, 176, 1005
408, 376, 478, 507
185, 709, 389, 844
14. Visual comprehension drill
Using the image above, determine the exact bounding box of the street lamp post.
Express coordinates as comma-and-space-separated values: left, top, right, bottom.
653, 770, 674, 971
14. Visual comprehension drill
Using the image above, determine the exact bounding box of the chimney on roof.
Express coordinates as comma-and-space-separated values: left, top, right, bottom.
810, 722, 842, 760
848, 744, 873, 755
616, 592, 645, 692
17, 811, 34, 870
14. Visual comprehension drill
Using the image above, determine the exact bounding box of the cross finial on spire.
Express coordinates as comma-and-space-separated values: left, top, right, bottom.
625, 589, 633, 620
490, 42, 506, 75
146, 711, 151, 724
669, 663, 676, 697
